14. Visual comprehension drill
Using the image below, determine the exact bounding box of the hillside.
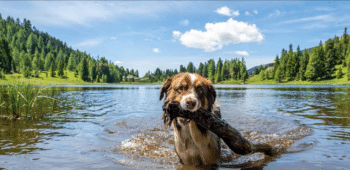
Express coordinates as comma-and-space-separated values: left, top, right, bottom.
0, 14, 138, 84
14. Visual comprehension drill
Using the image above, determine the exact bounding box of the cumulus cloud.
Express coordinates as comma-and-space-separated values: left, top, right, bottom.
114, 60, 122, 64
173, 18, 264, 52
110, 36, 117, 40
253, 10, 258, 14
180, 19, 190, 26
215, 6, 239, 17
245, 11, 252, 16
234, 51, 249, 57
153, 48, 160, 53
173, 30, 182, 39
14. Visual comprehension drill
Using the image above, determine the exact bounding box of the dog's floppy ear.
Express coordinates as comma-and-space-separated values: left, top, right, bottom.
207, 84, 216, 111
160, 77, 172, 101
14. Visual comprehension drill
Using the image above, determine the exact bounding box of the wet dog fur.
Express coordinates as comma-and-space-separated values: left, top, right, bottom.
160, 72, 221, 166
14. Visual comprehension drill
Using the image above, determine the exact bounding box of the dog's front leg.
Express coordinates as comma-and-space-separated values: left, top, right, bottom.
188, 121, 220, 164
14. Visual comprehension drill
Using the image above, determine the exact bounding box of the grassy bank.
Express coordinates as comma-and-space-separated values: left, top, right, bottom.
0, 71, 163, 85
0, 71, 98, 85
1, 67, 349, 86
220, 65, 350, 85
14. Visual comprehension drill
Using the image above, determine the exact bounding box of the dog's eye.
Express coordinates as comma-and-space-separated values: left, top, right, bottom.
178, 87, 184, 92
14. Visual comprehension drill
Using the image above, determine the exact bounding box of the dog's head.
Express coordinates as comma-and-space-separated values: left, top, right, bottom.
160, 72, 216, 112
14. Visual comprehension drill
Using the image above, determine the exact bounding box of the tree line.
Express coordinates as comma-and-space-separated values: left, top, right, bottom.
254, 27, 350, 82
0, 14, 138, 83
145, 58, 248, 83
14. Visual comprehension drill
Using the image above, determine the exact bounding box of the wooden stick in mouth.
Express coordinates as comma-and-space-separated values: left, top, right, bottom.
162, 100, 276, 156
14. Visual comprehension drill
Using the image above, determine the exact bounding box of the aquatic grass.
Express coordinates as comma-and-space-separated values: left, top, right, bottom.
0, 81, 60, 119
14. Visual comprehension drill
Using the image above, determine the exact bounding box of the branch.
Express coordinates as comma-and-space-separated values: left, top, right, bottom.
162, 100, 276, 156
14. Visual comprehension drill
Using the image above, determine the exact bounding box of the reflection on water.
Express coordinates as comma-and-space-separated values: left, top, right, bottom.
1, 85, 350, 169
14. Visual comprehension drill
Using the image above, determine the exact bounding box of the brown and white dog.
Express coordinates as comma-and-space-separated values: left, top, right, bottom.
160, 72, 221, 166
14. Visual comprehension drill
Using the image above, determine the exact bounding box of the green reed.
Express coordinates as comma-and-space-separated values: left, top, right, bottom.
0, 82, 59, 119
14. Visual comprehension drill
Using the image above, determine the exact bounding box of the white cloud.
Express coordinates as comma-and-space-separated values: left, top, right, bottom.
245, 11, 252, 16
172, 30, 182, 40
253, 10, 258, 14
234, 51, 249, 57
268, 9, 282, 18
173, 18, 264, 52
180, 19, 190, 26
153, 48, 160, 53
114, 60, 122, 65
281, 14, 331, 25
215, 6, 239, 17
76, 39, 102, 47
232, 10, 240, 17
110, 37, 117, 40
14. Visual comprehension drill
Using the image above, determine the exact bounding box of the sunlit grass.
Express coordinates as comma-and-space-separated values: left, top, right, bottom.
0, 71, 107, 85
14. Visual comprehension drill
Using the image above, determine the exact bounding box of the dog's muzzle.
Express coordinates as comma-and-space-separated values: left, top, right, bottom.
180, 93, 200, 112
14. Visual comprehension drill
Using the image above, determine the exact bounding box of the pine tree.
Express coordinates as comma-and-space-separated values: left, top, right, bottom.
88, 60, 96, 81
299, 50, 310, 81
272, 55, 280, 79
79, 57, 89, 81
221, 60, 230, 81
317, 40, 326, 78
208, 59, 215, 82
46, 39, 52, 51
186, 62, 195, 73
38, 36, 44, 51
259, 69, 266, 81
39, 48, 46, 71
241, 72, 247, 84
275, 67, 282, 83
174, 69, 178, 75
240, 58, 247, 81
44, 52, 53, 71
197, 62, 204, 76
279, 49, 288, 80
305, 47, 323, 80
67, 53, 76, 71
343, 27, 348, 58
203, 63, 208, 78
96, 75, 100, 82
336, 67, 343, 79
20, 53, 31, 78
26, 32, 37, 55
286, 44, 300, 80
0, 38, 12, 72
50, 63, 55, 77
32, 49, 40, 70
181, 65, 185, 73
215, 58, 223, 83
324, 39, 336, 79
57, 59, 64, 78
32, 56, 39, 72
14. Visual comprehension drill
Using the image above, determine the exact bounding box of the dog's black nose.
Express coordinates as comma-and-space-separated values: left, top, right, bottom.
186, 101, 196, 110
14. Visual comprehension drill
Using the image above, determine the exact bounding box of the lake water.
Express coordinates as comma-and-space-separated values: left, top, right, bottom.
1, 85, 350, 170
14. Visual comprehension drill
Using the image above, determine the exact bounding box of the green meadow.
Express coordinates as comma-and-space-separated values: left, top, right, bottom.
0, 71, 108, 86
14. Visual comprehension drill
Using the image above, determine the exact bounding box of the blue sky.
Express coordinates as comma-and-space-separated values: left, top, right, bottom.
1, 1, 350, 76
